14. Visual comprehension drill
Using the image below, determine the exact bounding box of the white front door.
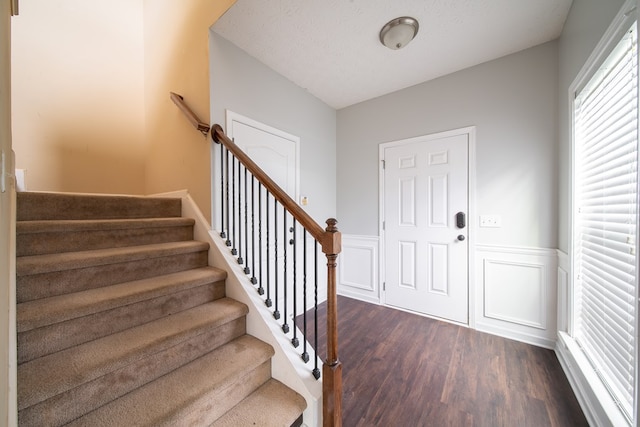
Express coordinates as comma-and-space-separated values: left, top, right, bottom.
382, 131, 469, 324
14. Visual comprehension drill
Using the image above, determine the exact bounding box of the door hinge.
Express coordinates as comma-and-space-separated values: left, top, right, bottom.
382, 159, 385, 169
383, 282, 386, 291
382, 221, 385, 231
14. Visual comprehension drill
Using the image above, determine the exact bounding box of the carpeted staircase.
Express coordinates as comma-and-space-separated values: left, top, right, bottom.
15, 192, 306, 426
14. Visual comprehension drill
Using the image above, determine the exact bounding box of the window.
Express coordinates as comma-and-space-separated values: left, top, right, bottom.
573, 18, 638, 423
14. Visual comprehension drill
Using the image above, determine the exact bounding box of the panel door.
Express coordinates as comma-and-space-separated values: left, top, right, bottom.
383, 133, 468, 323
227, 117, 298, 197
225, 112, 303, 319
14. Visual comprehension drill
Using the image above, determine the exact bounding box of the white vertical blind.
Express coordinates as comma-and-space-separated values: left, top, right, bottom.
574, 22, 638, 421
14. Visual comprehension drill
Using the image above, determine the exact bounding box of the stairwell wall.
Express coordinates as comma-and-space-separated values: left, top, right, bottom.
10, 0, 237, 219
143, 0, 236, 222
10, 0, 147, 195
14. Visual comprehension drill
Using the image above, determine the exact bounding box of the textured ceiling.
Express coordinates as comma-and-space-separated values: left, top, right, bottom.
213, 0, 573, 109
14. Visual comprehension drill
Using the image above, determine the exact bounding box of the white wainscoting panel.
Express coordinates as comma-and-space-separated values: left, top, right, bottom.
338, 235, 380, 304
476, 245, 558, 348
484, 258, 546, 329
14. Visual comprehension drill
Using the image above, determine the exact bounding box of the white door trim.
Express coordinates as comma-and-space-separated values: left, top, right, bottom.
378, 126, 476, 327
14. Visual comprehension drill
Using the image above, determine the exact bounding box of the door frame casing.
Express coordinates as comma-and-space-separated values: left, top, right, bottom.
378, 126, 477, 327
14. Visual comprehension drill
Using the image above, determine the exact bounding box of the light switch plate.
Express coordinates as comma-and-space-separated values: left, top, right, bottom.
15, 169, 26, 191
480, 215, 502, 227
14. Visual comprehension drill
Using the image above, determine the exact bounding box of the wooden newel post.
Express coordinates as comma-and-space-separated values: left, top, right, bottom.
322, 218, 342, 427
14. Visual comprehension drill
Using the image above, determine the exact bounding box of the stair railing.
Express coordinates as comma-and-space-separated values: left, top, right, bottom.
212, 124, 342, 427
169, 92, 342, 426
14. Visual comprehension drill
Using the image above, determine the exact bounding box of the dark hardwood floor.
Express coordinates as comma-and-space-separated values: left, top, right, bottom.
296, 295, 588, 427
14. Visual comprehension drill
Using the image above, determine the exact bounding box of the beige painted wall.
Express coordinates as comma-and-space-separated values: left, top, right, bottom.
0, 0, 16, 425
143, 0, 236, 221
11, 0, 235, 214
11, 0, 146, 195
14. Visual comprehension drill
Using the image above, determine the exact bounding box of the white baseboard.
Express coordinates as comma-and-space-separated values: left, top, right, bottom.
475, 320, 556, 349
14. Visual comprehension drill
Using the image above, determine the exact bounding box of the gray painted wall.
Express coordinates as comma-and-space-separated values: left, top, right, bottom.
557, 0, 626, 253
209, 32, 337, 225
210, 0, 629, 251
337, 42, 558, 248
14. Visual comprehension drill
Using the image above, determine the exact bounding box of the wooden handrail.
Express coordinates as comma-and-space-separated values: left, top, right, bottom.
212, 125, 338, 252
170, 92, 210, 136
212, 124, 343, 426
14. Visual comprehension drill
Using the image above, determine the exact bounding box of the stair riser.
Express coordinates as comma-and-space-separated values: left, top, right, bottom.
19, 317, 247, 426
17, 251, 209, 302
160, 362, 271, 426
17, 225, 194, 256
18, 281, 225, 363
17, 193, 181, 221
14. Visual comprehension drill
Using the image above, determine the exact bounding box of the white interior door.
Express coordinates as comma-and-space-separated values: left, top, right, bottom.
226, 111, 298, 198
223, 111, 306, 319
382, 132, 469, 324
213, 112, 299, 232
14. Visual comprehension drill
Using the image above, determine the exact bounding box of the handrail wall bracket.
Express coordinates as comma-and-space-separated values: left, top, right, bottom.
170, 92, 210, 137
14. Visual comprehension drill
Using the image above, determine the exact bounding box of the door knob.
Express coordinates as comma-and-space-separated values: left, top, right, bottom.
457, 235, 465, 241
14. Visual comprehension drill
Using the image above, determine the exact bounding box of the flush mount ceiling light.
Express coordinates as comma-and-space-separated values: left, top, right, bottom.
379, 16, 419, 50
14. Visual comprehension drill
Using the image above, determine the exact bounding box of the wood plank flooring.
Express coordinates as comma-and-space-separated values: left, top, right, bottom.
296, 295, 588, 427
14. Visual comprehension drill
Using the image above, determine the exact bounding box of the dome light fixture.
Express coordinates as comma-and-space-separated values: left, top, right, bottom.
380, 16, 419, 50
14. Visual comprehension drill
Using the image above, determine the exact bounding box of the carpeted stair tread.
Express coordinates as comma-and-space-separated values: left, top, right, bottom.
66, 335, 274, 427
210, 379, 307, 427
17, 192, 181, 221
16, 217, 196, 256
17, 241, 209, 276
17, 248, 210, 303
17, 267, 227, 332
17, 217, 195, 233
18, 298, 248, 410
18, 314, 247, 426
17, 279, 227, 364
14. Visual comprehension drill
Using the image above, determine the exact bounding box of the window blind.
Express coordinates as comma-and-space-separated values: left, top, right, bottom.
574, 22, 638, 421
